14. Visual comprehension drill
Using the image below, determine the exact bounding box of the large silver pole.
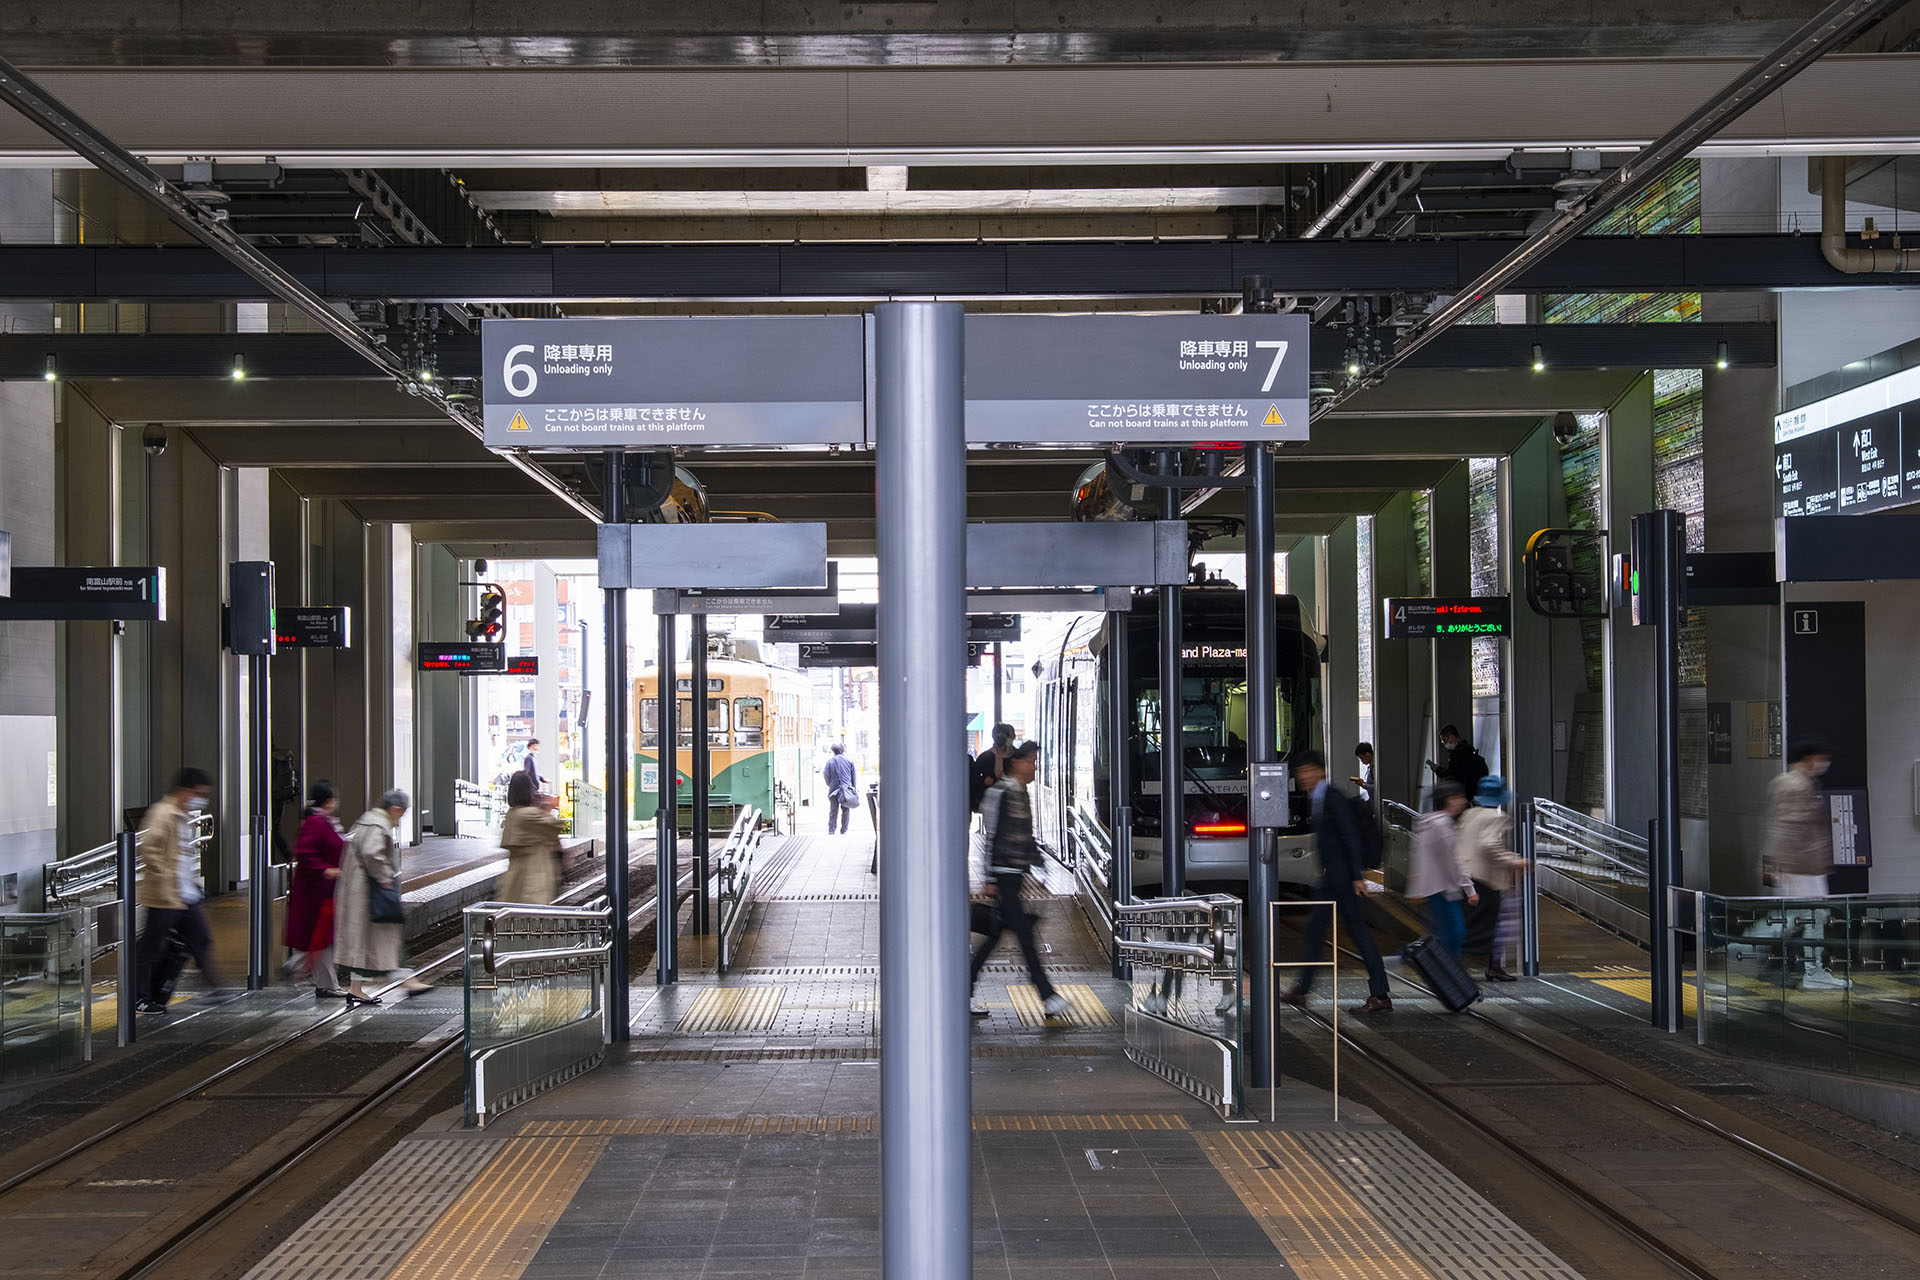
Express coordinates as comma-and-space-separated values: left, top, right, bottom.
1244, 443, 1278, 1089
657, 609, 678, 985
1107, 606, 1133, 978
1158, 451, 1186, 896
690, 612, 710, 936
875, 301, 970, 1280
602, 450, 630, 1039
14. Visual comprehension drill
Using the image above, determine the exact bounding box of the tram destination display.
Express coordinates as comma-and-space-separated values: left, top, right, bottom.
1382, 595, 1512, 639
1775, 364, 1919, 518
418, 642, 506, 673
965, 313, 1311, 446
768, 604, 1019, 645
275, 606, 351, 649
483, 316, 866, 448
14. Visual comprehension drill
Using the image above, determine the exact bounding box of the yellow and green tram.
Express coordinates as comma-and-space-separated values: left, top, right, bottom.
634, 644, 816, 831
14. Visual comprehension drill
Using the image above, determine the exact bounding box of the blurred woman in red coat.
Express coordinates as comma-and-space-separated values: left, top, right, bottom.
284, 781, 348, 999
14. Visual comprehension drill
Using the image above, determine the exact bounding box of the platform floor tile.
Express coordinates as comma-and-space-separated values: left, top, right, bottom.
388, 1136, 607, 1280
243, 1137, 502, 1280
1293, 1130, 1585, 1280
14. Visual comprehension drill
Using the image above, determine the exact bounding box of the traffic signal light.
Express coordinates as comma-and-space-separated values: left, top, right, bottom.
1522, 529, 1607, 619
466, 585, 505, 641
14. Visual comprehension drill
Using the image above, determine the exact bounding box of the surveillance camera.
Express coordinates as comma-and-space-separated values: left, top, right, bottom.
474, 558, 489, 575
1552, 411, 1581, 445
142, 424, 168, 457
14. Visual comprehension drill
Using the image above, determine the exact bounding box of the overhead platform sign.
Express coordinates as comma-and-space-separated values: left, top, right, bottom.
0, 566, 164, 622
964, 314, 1311, 446
482, 316, 866, 448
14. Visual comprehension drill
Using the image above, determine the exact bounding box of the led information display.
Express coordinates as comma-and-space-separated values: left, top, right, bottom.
1776, 364, 1920, 518
507, 655, 539, 675
418, 642, 506, 673
1382, 595, 1512, 639
275, 606, 351, 649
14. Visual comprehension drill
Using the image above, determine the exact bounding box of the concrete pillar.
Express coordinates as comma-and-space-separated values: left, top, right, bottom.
268, 474, 307, 832
55, 390, 121, 857
1323, 519, 1361, 800
417, 544, 463, 834
1604, 376, 1658, 835
384, 524, 416, 844
0, 171, 56, 906
1503, 426, 1560, 814
535, 561, 560, 778
220, 468, 270, 891
1369, 497, 1426, 808
1429, 466, 1474, 746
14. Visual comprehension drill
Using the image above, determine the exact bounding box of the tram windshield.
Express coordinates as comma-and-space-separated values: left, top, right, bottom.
1132, 665, 1320, 781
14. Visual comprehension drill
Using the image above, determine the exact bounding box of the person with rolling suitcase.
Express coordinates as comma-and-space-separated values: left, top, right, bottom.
1277, 751, 1394, 1016
1406, 781, 1477, 960
1460, 775, 1525, 983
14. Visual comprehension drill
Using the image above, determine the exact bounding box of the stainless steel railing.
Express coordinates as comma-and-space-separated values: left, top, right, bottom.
455, 779, 508, 838
714, 807, 764, 973
1068, 803, 1116, 945
1115, 893, 1243, 1116
1527, 796, 1650, 946
463, 897, 613, 1127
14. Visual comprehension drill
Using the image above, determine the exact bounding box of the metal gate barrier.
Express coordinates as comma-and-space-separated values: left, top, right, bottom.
1114, 894, 1242, 1116
463, 898, 612, 1127
714, 807, 766, 973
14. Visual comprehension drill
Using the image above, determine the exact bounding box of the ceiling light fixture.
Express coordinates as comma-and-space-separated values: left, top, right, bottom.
231, 352, 246, 381
1531, 343, 1545, 373
43, 353, 56, 381
1716, 340, 1729, 370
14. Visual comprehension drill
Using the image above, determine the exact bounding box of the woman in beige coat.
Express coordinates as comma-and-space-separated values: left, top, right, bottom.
498, 772, 567, 904
336, 789, 431, 1005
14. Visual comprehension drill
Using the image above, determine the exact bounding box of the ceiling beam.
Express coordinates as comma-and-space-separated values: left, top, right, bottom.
0, 236, 1909, 303
15, 323, 1775, 381
0, 58, 1914, 166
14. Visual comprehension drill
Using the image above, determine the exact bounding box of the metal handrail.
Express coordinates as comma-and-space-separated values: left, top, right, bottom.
1533, 797, 1648, 853
1116, 892, 1240, 979
486, 941, 612, 974
44, 841, 119, 906
715, 806, 762, 972
476, 898, 612, 976
1382, 799, 1420, 830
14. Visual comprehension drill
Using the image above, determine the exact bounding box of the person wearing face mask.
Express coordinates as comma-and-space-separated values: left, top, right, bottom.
1763, 739, 1849, 989
134, 767, 223, 1011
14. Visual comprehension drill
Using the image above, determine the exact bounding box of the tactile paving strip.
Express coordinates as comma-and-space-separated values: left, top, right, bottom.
518, 1113, 1189, 1136
1193, 1131, 1437, 1280
1293, 1130, 1586, 1280
1006, 982, 1115, 1028
622, 1042, 1103, 1063
243, 1137, 502, 1280
675, 985, 786, 1032
388, 1136, 607, 1280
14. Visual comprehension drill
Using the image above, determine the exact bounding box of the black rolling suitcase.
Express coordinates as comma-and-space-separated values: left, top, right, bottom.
1402, 937, 1480, 1013
149, 937, 190, 1006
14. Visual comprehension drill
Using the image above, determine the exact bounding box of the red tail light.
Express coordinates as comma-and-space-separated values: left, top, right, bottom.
1191, 821, 1248, 837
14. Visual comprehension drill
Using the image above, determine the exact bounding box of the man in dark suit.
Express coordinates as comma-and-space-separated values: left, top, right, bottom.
521, 739, 544, 789
1278, 749, 1393, 1014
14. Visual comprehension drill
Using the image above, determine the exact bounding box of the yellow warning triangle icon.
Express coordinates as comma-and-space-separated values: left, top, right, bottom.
1263, 404, 1285, 427
508, 410, 530, 432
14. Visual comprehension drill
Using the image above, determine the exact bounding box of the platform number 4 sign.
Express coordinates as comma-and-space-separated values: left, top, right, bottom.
1793, 609, 1819, 635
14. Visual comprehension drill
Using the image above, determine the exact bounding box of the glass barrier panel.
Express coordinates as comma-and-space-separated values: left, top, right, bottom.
462, 902, 607, 1123
0, 912, 87, 1082
1704, 893, 1920, 1086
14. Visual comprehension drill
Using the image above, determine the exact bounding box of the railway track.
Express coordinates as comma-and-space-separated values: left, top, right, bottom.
0, 859, 690, 1280
1277, 924, 1920, 1280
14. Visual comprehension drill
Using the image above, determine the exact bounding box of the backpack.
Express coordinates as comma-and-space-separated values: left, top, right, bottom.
968, 754, 991, 814
1347, 791, 1386, 871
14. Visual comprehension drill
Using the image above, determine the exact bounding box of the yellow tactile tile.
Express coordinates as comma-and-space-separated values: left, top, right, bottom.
1194, 1131, 1437, 1280
387, 1136, 606, 1280
516, 1113, 1188, 1136
674, 984, 786, 1032
1006, 982, 1114, 1027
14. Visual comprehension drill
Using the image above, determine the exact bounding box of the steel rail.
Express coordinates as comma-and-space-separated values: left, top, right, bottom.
1304, 922, 1920, 1244
1183, 0, 1905, 517
0, 855, 660, 1199
1294, 1002, 1726, 1280
0, 54, 598, 523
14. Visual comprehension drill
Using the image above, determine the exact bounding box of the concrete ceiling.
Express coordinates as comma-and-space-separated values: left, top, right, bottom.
0, 2, 1885, 68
